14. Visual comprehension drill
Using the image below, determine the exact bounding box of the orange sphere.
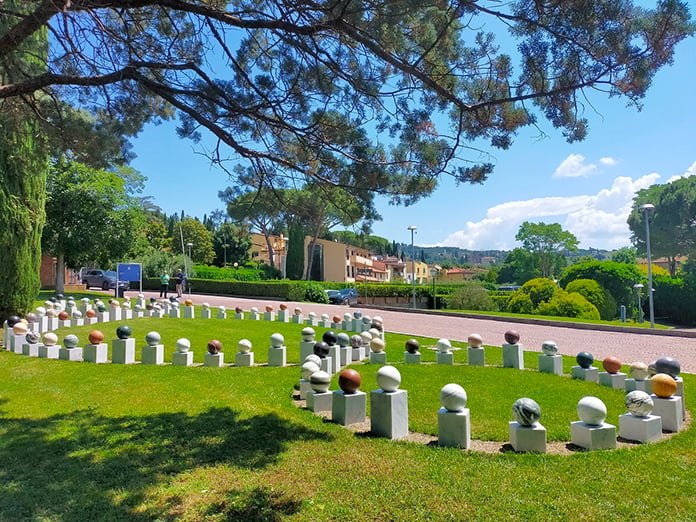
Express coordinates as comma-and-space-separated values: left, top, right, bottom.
265, 305, 273, 312
279, 303, 287, 311
651, 373, 677, 398
86, 309, 97, 318
88, 330, 105, 344
184, 299, 193, 306
333, 315, 342, 324
602, 356, 622, 374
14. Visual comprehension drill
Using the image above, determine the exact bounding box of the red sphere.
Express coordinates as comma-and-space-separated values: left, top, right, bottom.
235, 306, 243, 314
602, 356, 622, 374
86, 309, 97, 318
58, 311, 69, 320
265, 305, 273, 313
332, 315, 342, 324
88, 330, 105, 344
504, 330, 520, 344
207, 339, 222, 354
338, 369, 362, 394
279, 303, 288, 311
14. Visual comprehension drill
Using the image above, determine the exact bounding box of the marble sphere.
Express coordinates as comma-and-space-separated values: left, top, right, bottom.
270, 333, 285, 348
541, 340, 558, 356
43, 332, 58, 346
250, 307, 259, 313
602, 356, 622, 374
202, 302, 210, 309
370, 337, 386, 353
122, 296, 130, 302
35, 307, 46, 317
46, 308, 55, 318
86, 309, 98, 318
44, 301, 53, 308
25, 330, 40, 344
504, 330, 520, 344
337, 333, 350, 347
134, 304, 144, 312
576, 351, 594, 369
629, 362, 649, 381
301, 360, 321, 380
625, 390, 654, 417
207, 339, 222, 354
145, 304, 153, 311
63, 334, 79, 348
405, 338, 420, 354
234, 306, 242, 313
265, 305, 274, 313
137, 293, 144, 299
72, 310, 83, 319
169, 296, 178, 303
338, 369, 362, 394
437, 338, 452, 353
12, 322, 28, 336
655, 357, 681, 379
361, 315, 371, 324
360, 332, 373, 345
110, 300, 120, 309
313, 341, 330, 358
145, 331, 161, 346
322, 330, 338, 346
310, 370, 331, 393
171, 301, 180, 309
279, 303, 288, 311
237, 339, 252, 353
184, 299, 193, 307
175, 338, 191, 353
301, 327, 316, 342
6, 315, 21, 327
116, 325, 132, 339
370, 322, 384, 333
512, 398, 541, 427
88, 330, 105, 344
353, 311, 362, 320
55, 293, 64, 301
350, 335, 363, 348
81, 297, 91, 304
96, 304, 107, 313
304, 354, 322, 367
440, 383, 468, 412
372, 315, 384, 325
343, 313, 352, 322
58, 311, 69, 321
25, 313, 37, 323
467, 333, 483, 348
332, 315, 342, 324
368, 328, 381, 339
376, 365, 401, 392
308, 312, 317, 320
321, 313, 329, 322
294, 307, 302, 315
651, 373, 677, 398
648, 361, 657, 377
122, 302, 131, 310
577, 396, 607, 426
149, 297, 157, 303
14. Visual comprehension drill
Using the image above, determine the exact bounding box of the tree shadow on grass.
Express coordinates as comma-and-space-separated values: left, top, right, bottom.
0, 407, 329, 520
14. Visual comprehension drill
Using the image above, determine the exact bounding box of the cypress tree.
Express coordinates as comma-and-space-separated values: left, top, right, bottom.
285, 221, 305, 281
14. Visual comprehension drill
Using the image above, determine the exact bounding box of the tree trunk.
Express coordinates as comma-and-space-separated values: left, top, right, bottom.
55, 252, 66, 295
260, 224, 276, 268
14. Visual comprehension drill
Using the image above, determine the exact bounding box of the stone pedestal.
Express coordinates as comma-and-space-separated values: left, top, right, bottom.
599, 372, 626, 389
22, 343, 42, 357
216, 311, 226, 319
319, 319, 331, 329
123, 310, 132, 320
10, 333, 25, 354
467, 347, 485, 366
249, 311, 260, 320
268, 346, 287, 367
675, 377, 686, 421
625, 379, 650, 393
141, 344, 164, 365
340, 346, 351, 367
169, 308, 181, 319
47, 318, 59, 331
111, 309, 122, 321
235, 352, 254, 367
509, 422, 546, 453
404, 352, 421, 364
438, 408, 471, 449
572, 366, 599, 382
299, 379, 312, 400
39, 344, 60, 359
277, 310, 289, 323
264, 311, 275, 322
652, 395, 683, 432
59, 347, 83, 361
112, 338, 136, 364
58, 319, 72, 329
502, 343, 524, 369
234, 312, 243, 320
305, 316, 318, 327
2, 322, 8, 349
570, 422, 617, 450
328, 345, 341, 374
201, 309, 211, 319
152, 309, 163, 319
369, 352, 387, 365
299, 341, 315, 363
331, 321, 342, 330
184, 306, 195, 319
320, 357, 333, 375
172, 351, 194, 366
437, 352, 454, 365
371, 389, 408, 440
341, 319, 352, 331
332, 391, 367, 426
292, 314, 303, 324
306, 390, 332, 413
98, 312, 110, 323
619, 414, 662, 443
538, 354, 563, 375
133, 311, 144, 319
84, 343, 108, 363
352, 346, 365, 361
204, 352, 225, 367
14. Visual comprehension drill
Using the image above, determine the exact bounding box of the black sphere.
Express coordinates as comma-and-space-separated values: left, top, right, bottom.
322, 330, 338, 346
116, 325, 132, 339
6, 315, 21, 327
55, 293, 64, 301
313, 341, 330, 358
405, 339, 420, 354
371, 322, 384, 332
576, 351, 594, 369
655, 356, 681, 378
150, 297, 157, 303
49, 296, 57, 303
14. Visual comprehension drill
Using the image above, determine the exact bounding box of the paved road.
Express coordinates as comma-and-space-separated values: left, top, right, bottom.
139, 291, 696, 373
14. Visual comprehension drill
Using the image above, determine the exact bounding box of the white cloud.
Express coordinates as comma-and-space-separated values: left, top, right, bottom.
599, 157, 619, 166
666, 160, 696, 183
553, 153, 598, 178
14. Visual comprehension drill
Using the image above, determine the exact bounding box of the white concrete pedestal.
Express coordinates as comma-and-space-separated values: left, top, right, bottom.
619, 414, 662, 442
84, 343, 108, 363
509, 422, 546, 453
404, 352, 421, 364
437, 352, 454, 365
204, 352, 225, 367
371, 389, 408, 440
201, 309, 211, 319
39, 345, 60, 359
59, 347, 83, 361
328, 345, 341, 374
85, 316, 98, 326
332, 390, 367, 425
264, 311, 275, 322
467, 347, 485, 366
625, 379, 650, 393
47, 318, 59, 330
299, 379, 312, 400
331, 321, 342, 330
305, 316, 318, 327
268, 346, 287, 367
172, 351, 194, 366
169, 308, 181, 319
235, 352, 254, 366
184, 306, 195, 318
292, 314, 303, 324
538, 354, 563, 375
438, 408, 471, 449
369, 352, 387, 365
341, 319, 352, 331
249, 311, 260, 321
111, 309, 122, 321
142, 344, 164, 365
502, 343, 524, 369
58, 319, 72, 329
123, 310, 132, 320
22, 343, 41, 357
218, 311, 228, 319
340, 346, 351, 367
675, 377, 686, 421
112, 338, 136, 364
233, 312, 243, 320
277, 310, 289, 323
319, 319, 331, 328
652, 395, 683, 432
352, 346, 365, 361
307, 390, 332, 413
98, 312, 110, 323
570, 421, 616, 450
10, 333, 25, 354
299, 341, 315, 363
572, 366, 599, 382
599, 372, 626, 389
320, 357, 333, 375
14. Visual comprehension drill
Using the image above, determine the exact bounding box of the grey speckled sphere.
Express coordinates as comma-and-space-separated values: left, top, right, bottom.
337, 332, 350, 347
304, 354, 322, 367
350, 335, 363, 348
145, 331, 161, 346
440, 383, 467, 412
512, 398, 541, 427
541, 340, 558, 356
625, 390, 654, 417
63, 334, 79, 348
655, 357, 681, 379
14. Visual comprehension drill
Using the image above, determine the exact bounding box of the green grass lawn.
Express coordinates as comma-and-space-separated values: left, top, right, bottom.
1, 314, 694, 520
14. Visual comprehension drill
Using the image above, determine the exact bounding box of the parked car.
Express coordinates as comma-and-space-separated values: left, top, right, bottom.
82, 269, 129, 291
325, 289, 340, 302
328, 288, 359, 305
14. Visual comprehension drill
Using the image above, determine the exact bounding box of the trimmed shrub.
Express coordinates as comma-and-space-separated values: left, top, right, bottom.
506, 291, 534, 314
559, 260, 643, 308
519, 278, 557, 308
653, 275, 696, 325
565, 279, 617, 320
446, 282, 497, 311
304, 282, 329, 303
536, 290, 600, 320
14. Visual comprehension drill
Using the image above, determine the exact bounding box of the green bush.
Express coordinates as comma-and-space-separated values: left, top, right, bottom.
192, 264, 262, 281
565, 279, 617, 320
506, 291, 534, 314
653, 275, 696, 325
519, 277, 557, 308
303, 282, 329, 303
489, 293, 511, 311
446, 282, 497, 311
559, 260, 643, 308
536, 290, 600, 320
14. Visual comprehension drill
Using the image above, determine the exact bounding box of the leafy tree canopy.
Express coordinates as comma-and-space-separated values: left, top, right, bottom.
515, 221, 579, 278
172, 218, 215, 265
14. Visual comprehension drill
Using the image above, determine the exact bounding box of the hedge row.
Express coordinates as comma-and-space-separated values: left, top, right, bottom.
144, 278, 306, 301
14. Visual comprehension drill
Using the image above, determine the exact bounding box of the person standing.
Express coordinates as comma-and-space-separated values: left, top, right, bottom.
159, 271, 170, 298
175, 269, 186, 298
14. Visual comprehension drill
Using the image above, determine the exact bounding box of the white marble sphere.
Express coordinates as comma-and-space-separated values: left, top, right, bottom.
12, 322, 28, 335
153, 304, 162, 311
541, 340, 558, 356
270, 333, 285, 348
630, 361, 649, 380
376, 365, 401, 392
368, 328, 381, 339
294, 307, 302, 315
134, 304, 143, 312
72, 309, 83, 319
360, 331, 373, 344
237, 339, 252, 353
437, 338, 452, 353
250, 306, 259, 313
362, 315, 372, 325
301, 360, 321, 380
44, 300, 53, 308
440, 383, 468, 412
171, 301, 180, 309
370, 337, 385, 353
202, 302, 210, 309
343, 312, 352, 321
321, 313, 329, 321
123, 301, 131, 310
123, 296, 130, 302
175, 338, 191, 353
310, 370, 331, 393
81, 297, 91, 304
145, 331, 161, 346
35, 306, 46, 317
301, 327, 315, 342
512, 398, 541, 427
218, 305, 226, 312
577, 396, 607, 426
337, 332, 350, 346
43, 332, 58, 346
467, 333, 483, 348
308, 312, 317, 320
350, 335, 363, 348
110, 300, 120, 308
372, 315, 383, 325
63, 334, 79, 349
625, 390, 654, 417
46, 308, 55, 318
304, 353, 322, 367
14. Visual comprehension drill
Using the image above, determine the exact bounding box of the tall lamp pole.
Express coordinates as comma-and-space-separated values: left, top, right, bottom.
186, 242, 193, 297
407, 225, 417, 308
640, 203, 655, 328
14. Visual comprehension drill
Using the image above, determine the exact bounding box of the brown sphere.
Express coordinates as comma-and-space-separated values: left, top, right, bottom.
235, 306, 243, 314
332, 315, 342, 324
504, 330, 520, 344
405, 339, 420, 354
338, 369, 362, 394
207, 339, 223, 354
86, 309, 97, 318
651, 373, 677, 398
184, 299, 193, 306
279, 303, 288, 311
58, 311, 69, 320
88, 330, 105, 344
265, 305, 273, 312
602, 356, 622, 374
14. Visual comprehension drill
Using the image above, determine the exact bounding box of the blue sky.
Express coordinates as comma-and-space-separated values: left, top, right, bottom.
130, 24, 696, 253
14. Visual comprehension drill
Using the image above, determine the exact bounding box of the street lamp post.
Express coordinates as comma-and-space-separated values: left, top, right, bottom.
186, 242, 193, 297
640, 203, 655, 328
633, 283, 644, 323
430, 267, 438, 309
407, 225, 417, 309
